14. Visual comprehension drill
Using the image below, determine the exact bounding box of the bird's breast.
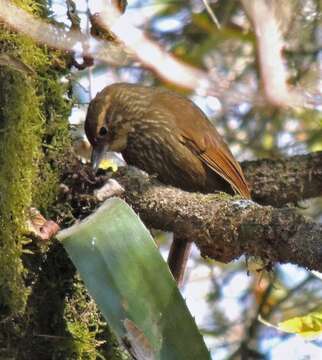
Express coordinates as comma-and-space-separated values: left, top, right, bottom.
122, 127, 209, 191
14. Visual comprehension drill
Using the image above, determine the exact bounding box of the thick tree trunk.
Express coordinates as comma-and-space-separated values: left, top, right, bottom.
0, 2, 127, 359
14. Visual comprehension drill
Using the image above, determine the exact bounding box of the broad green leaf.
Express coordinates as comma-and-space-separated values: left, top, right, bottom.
57, 197, 210, 360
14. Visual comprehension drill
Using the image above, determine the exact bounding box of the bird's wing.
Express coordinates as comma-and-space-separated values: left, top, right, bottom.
181, 130, 251, 199
153, 90, 251, 199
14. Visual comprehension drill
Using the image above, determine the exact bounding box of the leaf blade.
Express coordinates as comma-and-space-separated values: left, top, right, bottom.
57, 197, 210, 360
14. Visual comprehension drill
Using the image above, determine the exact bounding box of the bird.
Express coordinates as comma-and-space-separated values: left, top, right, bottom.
85, 83, 251, 285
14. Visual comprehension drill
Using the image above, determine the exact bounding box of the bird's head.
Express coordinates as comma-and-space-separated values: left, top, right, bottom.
85, 84, 135, 171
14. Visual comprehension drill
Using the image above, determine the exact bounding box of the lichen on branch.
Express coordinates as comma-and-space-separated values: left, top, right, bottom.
243, 151, 322, 207
110, 161, 322, 273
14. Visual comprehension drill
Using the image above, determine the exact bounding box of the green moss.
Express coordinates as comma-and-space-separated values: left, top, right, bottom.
0, 70, 43, 313
0, 30, 49, 70
64, 278, 130, 360
33, 75, 72, 213
64, 280, 107, 360
204, 192, 240, 202
67, 321, 104, 359
0, 3, 124, 359
0, 0, 72, 314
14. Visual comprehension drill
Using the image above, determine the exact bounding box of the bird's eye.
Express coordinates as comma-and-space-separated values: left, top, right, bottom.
99, 126, 108, 136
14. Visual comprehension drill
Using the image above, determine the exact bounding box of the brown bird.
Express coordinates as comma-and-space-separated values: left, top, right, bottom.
85, 83, 250, 285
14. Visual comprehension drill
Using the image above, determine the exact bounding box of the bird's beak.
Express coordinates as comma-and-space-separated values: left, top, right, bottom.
91, 144, 108, 172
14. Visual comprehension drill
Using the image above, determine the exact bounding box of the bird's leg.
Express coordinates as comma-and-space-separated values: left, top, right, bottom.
167, 235, 192, 287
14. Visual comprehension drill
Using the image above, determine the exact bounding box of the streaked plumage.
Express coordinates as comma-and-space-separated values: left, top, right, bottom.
85, 83, 250, 199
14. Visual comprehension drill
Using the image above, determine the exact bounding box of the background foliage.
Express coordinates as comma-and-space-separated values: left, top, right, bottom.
68, 1, 322, 358
0, 0, 321, 359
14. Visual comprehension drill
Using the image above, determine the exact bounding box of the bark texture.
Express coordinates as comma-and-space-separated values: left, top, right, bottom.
112, 155, 322, 272
243, 151, 322, 207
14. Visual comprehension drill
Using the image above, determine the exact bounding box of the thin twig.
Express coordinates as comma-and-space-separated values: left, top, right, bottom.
241, 0, 306, 107
202, 0, 221, 29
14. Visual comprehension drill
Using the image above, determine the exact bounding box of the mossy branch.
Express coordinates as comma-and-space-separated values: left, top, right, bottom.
243, 151, 322, 207
58, 151, 322, 275
110, 155, 322, 272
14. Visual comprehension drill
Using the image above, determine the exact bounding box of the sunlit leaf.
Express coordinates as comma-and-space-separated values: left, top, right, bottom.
278, 311, 322, 339
57, 198, 210, 360
260, 311, 322, 340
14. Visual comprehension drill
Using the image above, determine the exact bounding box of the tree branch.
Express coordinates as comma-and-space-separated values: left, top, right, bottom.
62, 151, 322, 272
243, 151, 322, 207
113, 161, 322, 273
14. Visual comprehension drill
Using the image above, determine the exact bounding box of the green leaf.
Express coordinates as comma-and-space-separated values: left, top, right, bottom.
278, 311, 322, 339
57, 197, 210, 360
